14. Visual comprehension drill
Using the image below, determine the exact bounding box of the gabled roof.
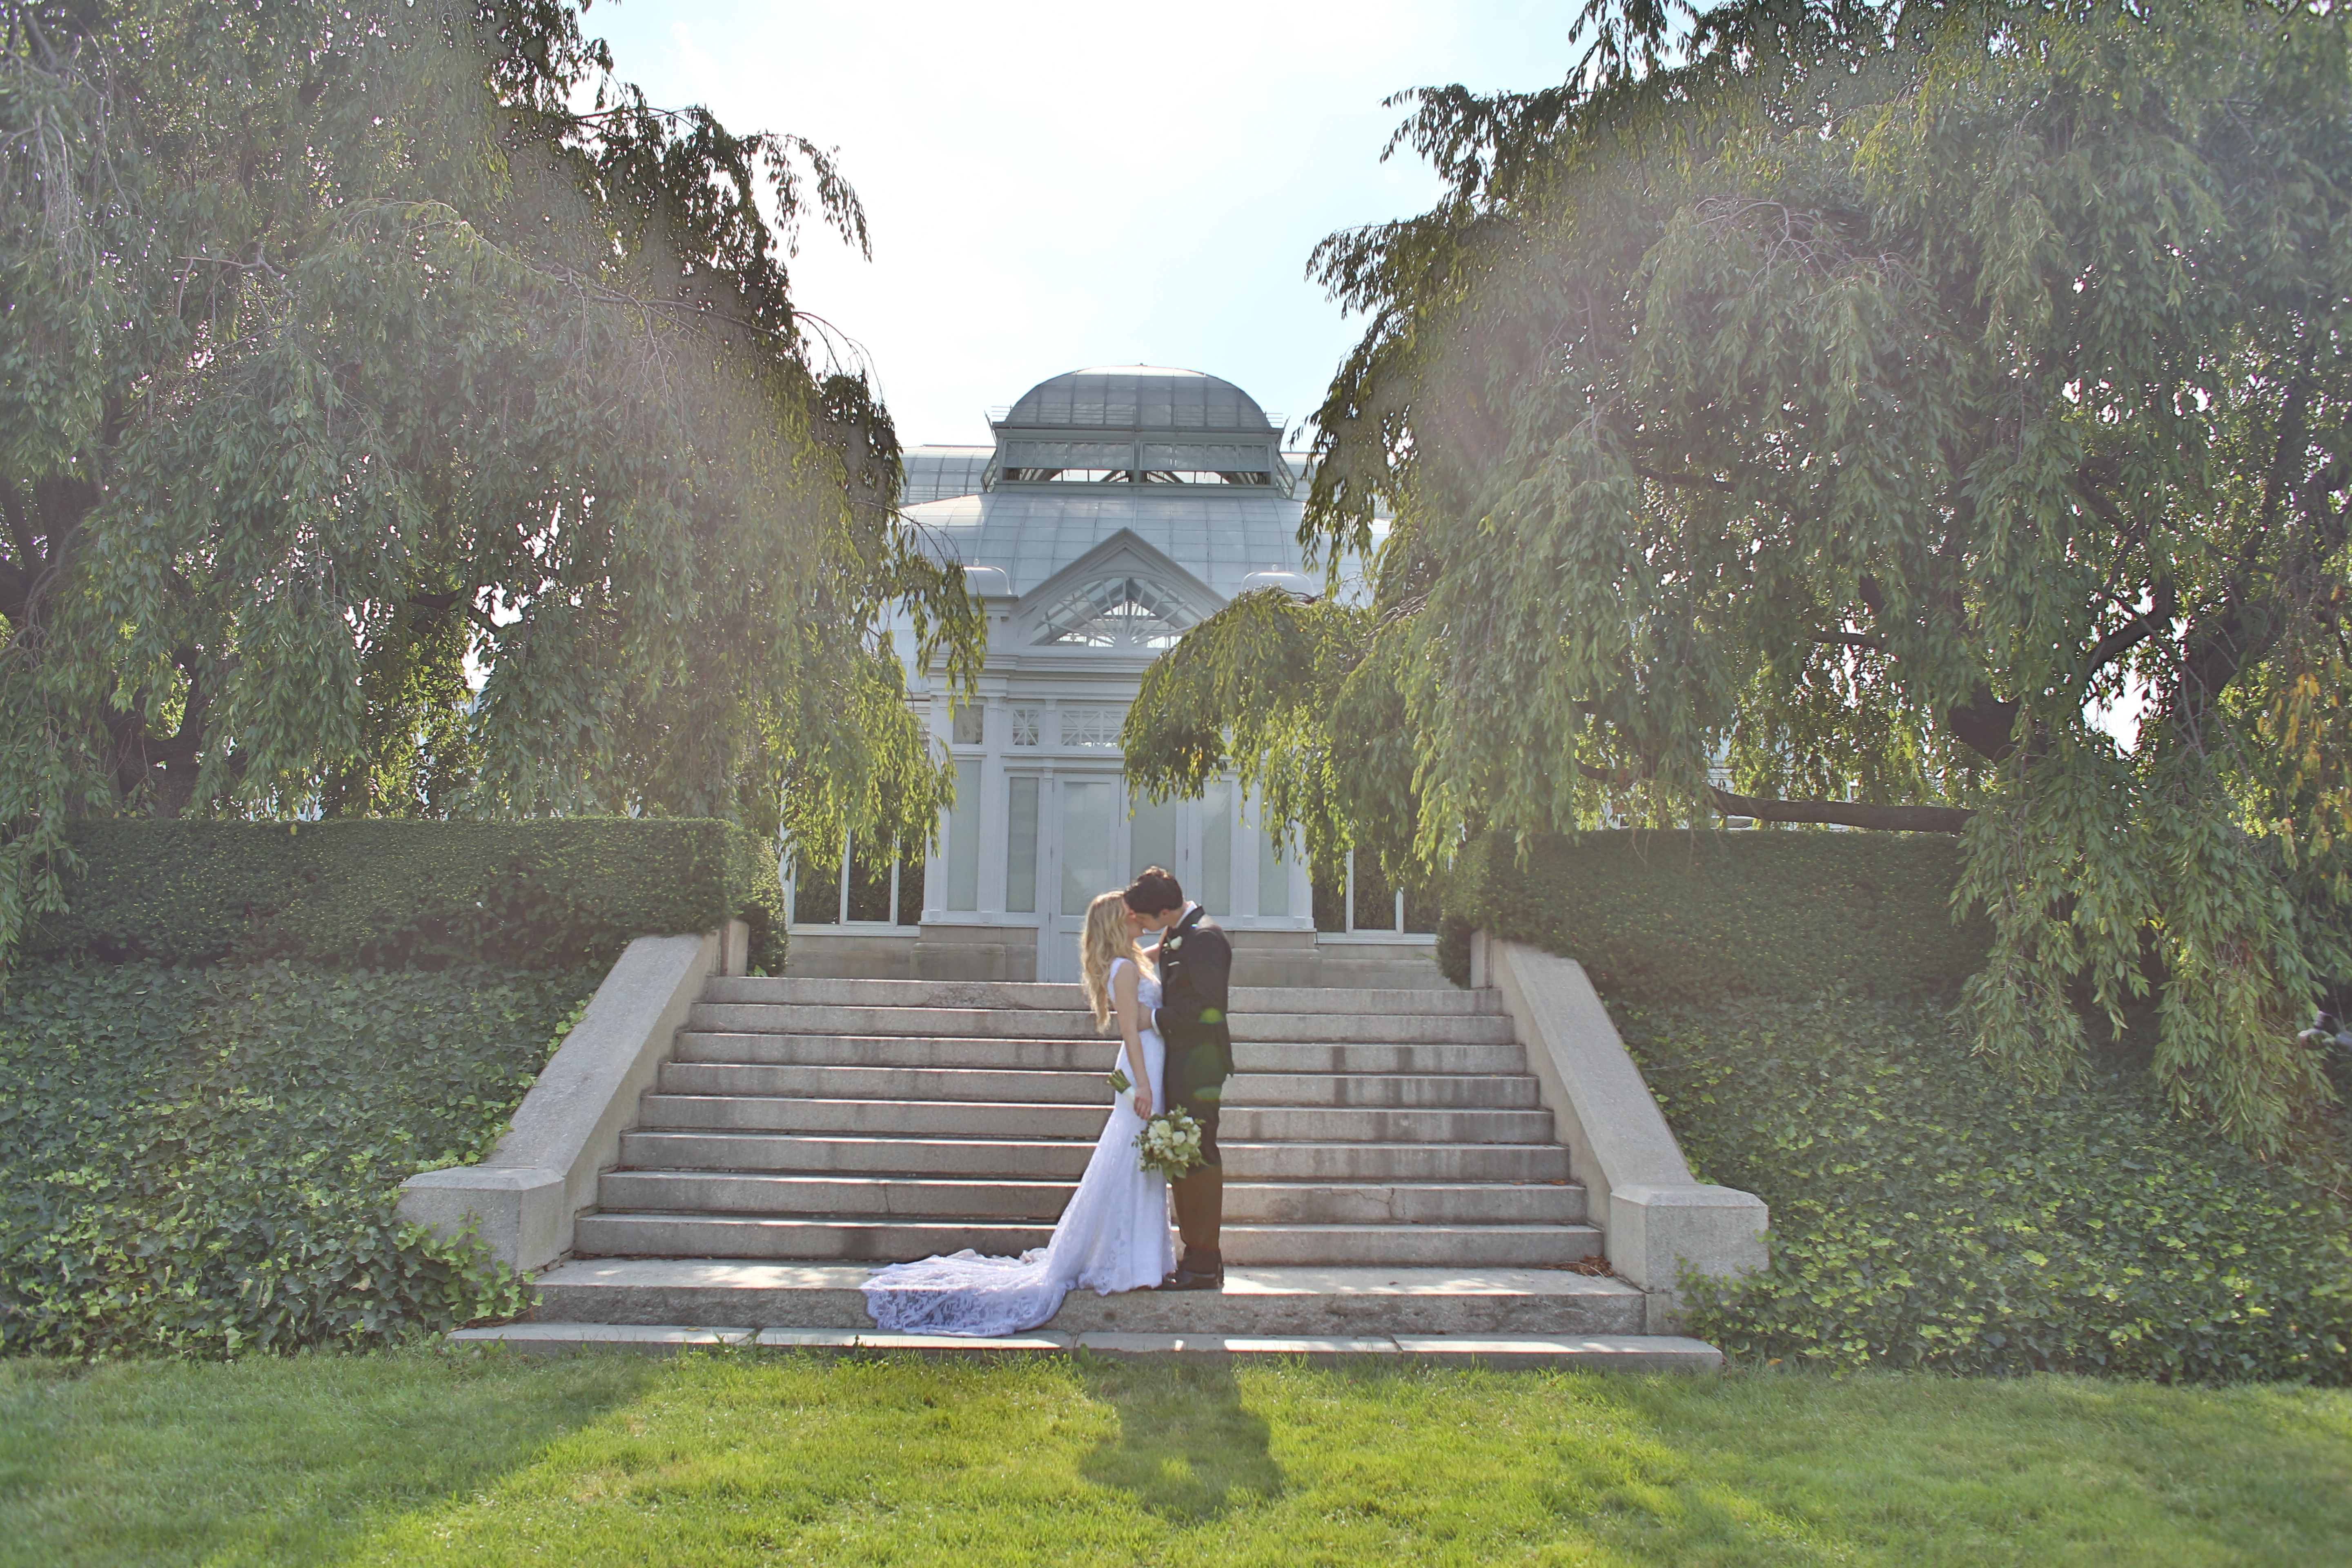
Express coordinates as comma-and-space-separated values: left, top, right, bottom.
1003, 530, 1221, 657
1013, 528, 1221, 623
904, 487, 1308, 599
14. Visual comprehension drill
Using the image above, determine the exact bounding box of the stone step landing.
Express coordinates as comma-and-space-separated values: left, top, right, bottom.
450, 1321, 1721, 1371
524, 1260, 1646, 1336
484, 1258, 1711, 1369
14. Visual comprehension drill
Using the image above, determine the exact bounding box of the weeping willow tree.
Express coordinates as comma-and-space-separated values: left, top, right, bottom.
0, 0, 980, 955
1125, 0, 2352, 1150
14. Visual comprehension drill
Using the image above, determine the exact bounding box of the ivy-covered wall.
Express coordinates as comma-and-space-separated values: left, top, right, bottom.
1436, 831, 2352, 1381
28, 817, 786, 973
1439, 829, 1989, 1001
1622, 995, 2352, 1383
0, 961, 595, 1356
2, 821, 790, 1356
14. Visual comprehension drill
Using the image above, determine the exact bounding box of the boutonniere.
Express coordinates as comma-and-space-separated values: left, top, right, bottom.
1166, 935, 1185, 951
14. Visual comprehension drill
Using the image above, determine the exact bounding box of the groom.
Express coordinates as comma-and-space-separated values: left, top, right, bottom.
1123, 866, 1231, 1292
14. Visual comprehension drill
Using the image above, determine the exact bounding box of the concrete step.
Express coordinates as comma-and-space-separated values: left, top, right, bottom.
570, 1213, 1601, 1266
1225, 1105, 1559, 1143
595, 1172, 1585, 1225
636, 1095, 1561, 1145
615, 1132, 1577, 1183
702, 977, 1500, 1017
639, 1094, 1102, 1139
653, 1062, 1543, 1110
523, 1260, 1645, 1335
673, 1032, 1531, 1076
451, 1320, 1720, 1370
686, 1002, 1516, 1046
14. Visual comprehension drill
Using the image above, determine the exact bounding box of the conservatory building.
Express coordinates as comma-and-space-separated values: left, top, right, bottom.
785, 365, 1434, 984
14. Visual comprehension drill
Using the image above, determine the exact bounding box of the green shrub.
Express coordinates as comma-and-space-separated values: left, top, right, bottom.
0, 960, 596, 1357
28, 818, 785, 972
1619, 995, 2352, 1382
1441, 830, 1989, 1001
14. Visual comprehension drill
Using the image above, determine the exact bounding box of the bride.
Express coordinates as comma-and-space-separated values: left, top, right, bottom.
860, 889, 1177, 1336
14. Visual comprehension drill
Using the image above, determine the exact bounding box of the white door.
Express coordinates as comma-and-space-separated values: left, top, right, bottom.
1043, 776, 1118, 982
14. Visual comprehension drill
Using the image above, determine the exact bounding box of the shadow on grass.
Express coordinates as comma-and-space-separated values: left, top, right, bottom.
0, 1345, 662, 1568
1073, 1353, 1285, 1523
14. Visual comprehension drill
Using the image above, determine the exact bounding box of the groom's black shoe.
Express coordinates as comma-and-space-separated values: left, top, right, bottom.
1162, 1250, 1224, 1291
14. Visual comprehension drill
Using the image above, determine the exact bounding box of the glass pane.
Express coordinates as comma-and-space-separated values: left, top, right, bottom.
846, 835, 895, 923
794, 838, 844, 925
1060, 780, 1115, 916
1351, 852, 1397, 931
1035, 577, 1197, 648
952, 704, 984, 746
1006, 776, 1039, 913
897, 846, 924, 926
1401, 880, 1441, 935
1059, 707, 1119, 748
1258, 819, 1291, 918
1311, 859, 1346, 932
1129, 790, 1178, 883
946, 760, 982, 911
1200, 780, 1233, 915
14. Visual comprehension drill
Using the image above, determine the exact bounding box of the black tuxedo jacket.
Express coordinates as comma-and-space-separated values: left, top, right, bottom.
1153, 904, 1234, 1100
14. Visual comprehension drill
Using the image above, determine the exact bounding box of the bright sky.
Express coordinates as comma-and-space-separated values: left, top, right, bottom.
586, 0, 1572, 447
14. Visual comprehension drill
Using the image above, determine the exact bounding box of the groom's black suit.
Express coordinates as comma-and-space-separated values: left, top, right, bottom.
1153, 903, 1231, 1275
1155, 903, 1234, 1111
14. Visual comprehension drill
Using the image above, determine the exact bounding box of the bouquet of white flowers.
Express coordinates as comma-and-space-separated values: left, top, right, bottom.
1133, 1107, 1206, 1179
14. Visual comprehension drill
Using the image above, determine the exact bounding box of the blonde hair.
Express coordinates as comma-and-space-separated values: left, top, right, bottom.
1079, 890, 1148, 1031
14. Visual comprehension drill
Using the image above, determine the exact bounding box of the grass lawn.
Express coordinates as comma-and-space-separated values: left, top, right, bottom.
2, 1350, 2348, 1566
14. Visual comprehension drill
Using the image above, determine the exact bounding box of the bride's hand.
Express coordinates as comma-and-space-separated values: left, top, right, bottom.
1133, 1087, 1153, 1119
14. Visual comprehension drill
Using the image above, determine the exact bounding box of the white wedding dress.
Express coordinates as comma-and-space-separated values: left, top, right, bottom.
860, 957, 1178, 1336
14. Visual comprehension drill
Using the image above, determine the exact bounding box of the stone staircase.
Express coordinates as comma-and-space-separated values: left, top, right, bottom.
476, 974, 1718, 1368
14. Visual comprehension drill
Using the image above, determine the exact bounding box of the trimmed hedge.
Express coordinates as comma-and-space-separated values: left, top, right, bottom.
1439, 830, 1989, 1001
1621, 995, 2352, 1382
0, 960, 596, 1356
29, 818, 785, 972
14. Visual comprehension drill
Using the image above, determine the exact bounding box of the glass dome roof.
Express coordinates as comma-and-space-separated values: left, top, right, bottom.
1001, 367, 1274, 432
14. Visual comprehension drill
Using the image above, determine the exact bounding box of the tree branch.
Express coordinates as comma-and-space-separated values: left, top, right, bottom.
2174, 369, 2313, 741
0, 481, 36, 570
1635, 466, 1737, 493
2079, 615, 2160, 683
2078, 578, 2178, 689
1706, 785, 1972, 834
1573, 759, 1973, 832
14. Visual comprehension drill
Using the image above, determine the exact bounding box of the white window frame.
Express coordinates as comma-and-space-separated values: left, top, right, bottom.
1325, 847, 1435, 944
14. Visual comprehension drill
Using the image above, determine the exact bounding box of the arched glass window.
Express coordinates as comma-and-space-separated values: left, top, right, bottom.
1036, 577, 1198, 648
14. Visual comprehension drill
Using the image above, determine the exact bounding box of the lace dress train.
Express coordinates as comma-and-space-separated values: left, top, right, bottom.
861, 959, 1177, 1337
